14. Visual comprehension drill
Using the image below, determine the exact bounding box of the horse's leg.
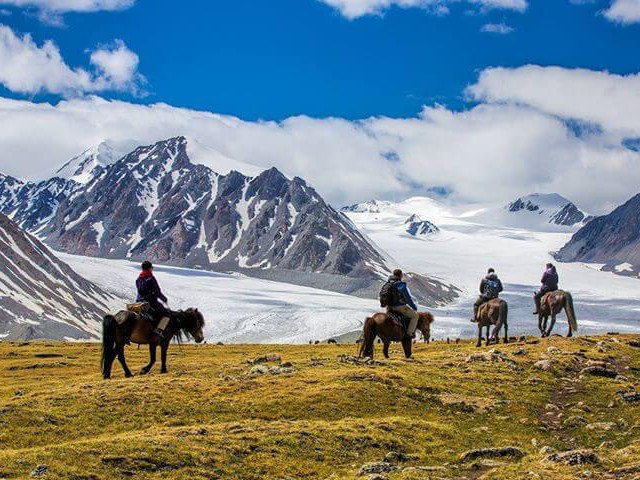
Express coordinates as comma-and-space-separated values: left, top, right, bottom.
485, 325, 491, 346
567, 319, 573, 338
140, 344, 157, 375
401, 337, 412, 358
116, 344, 133, 378
503, 320, 508, 344
538, 315, 543, 335
476, 324, 482, 348
545, 314, 556, 338
383, 341, 390, 359
160, 341, 169, 374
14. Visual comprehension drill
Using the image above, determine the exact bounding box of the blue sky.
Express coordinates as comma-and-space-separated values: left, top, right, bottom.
2, 0, 639, 120
1, 0, 640, 213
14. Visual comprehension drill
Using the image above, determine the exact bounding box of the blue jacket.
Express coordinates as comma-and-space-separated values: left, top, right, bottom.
388, 276, 418, 311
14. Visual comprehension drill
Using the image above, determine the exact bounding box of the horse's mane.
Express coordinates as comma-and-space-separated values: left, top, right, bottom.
170, 308, 205, 343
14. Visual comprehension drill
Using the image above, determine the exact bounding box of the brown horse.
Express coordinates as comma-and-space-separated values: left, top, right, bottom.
474, 298, 509, 347
359, 311, 434, 359
539, 290, 577, 338
101, 308, 205, 379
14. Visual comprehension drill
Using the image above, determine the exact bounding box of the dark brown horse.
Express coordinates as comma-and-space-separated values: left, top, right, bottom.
359, 311, 434, 359
101, 308, 205, 379
474, 298, 509, 347
539, 290, 577, 338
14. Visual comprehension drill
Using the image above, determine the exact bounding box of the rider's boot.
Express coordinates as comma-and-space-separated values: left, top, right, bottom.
533, 294, 541, 315
471, 304, 478, 323
152, 317, 170, 343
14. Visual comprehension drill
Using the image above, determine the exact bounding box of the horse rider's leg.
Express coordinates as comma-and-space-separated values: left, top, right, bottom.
160, 341, 169, 374
546, 314, 556, 338
476, 323, 482, 348
401, 336, 412, 358
383, 341, 390, 359
116, 344, 133, 378
140, 344, 157, 375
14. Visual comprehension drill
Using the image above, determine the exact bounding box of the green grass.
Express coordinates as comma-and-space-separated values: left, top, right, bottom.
0, 335, 639, 479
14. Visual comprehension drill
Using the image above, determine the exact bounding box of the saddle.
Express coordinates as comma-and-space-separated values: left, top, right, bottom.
126, 302, 156, 325
387, 311, 410, 332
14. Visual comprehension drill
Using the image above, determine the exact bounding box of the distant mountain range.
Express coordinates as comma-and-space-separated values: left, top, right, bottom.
0, 213, 116, 340
506, 193, 591, 227
0, 136, 457, 306
556, 192, 640, 277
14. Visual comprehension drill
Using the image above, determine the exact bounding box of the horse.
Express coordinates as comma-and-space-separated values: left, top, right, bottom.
359, 311, 434, 359
474, 298, 509, 347
101, 308, 205, 379
538, 290, 577, 338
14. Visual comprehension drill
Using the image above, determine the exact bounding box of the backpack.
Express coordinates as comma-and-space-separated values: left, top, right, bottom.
484, 279, 500, 299
380, 280, 400, 307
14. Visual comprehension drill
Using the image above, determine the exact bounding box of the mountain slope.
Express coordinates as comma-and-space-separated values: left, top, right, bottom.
0, 213, 116, 340
556, 193, 640, 276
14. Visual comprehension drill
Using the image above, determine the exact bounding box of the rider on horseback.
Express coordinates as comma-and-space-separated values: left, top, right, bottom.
533, 263, 559, 315
380, 269, 419, 341
136, 261, 170, 341
471, 268, 503, 322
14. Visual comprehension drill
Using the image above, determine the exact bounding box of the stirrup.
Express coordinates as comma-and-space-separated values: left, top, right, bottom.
153, 328, 164, 341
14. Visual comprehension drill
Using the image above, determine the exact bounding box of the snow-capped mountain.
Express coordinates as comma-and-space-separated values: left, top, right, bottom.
0, 213, 116, 340
404, 214, 439, 236
341, 200, 392, 214
506, 193, 589, 227
0, 136, 456, 305
53, 142, 115, 185
556, 192, 640, 277
0, 173, 79, 233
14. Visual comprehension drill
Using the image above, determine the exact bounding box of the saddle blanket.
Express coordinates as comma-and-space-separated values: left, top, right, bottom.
387, 311, 410, 332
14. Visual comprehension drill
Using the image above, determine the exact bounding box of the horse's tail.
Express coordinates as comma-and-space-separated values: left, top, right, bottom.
564, 291, 578, 332
499, 300, 508, 327
101, 314, 117, 377
359, 317, 376, 358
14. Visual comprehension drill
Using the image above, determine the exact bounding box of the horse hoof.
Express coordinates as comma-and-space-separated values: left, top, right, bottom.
475, 343, 481, 348
160, 370, 168, 374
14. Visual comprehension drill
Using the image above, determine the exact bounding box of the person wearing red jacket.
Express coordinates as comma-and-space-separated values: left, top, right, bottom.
136, 261, 170, 340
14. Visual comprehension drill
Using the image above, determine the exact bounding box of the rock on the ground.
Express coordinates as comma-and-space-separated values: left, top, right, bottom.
250, 354, 281, 364
580, 365, 618, 378
547, 449, 599, 466
30, 465, 48, 477
534, 360, 554, 372
460, 446, 526, 462
621, 392, 640, 403
586, 422, 616, 431
357, 462, 398, 476
383, 451, 418, 464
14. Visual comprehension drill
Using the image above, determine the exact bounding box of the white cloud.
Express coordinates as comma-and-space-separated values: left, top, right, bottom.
480, 22, 514, 33
603, 0, 640, 24
0, 63, 639, 216
318, 0, 526, 19
0, 0, 134, 24
0, 25, 144, 96
467, 65, 640, 135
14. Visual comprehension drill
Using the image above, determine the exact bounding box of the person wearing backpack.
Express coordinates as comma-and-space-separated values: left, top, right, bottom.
471, 268, 503, 322
379, 269, 419, 340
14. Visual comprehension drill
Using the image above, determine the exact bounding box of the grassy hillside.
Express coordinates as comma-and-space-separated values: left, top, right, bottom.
1, 335, 640, 479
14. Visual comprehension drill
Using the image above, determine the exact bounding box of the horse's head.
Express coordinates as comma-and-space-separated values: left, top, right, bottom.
418, 312, 434, 344
183, 308, 206, 343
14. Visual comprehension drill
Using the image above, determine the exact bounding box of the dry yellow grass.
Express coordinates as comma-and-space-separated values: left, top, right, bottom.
0, 335, 639, 479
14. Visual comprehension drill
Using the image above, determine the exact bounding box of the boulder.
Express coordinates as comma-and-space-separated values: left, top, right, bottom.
580, 365, 618, 378
547, 449, 599, 465
534, 360, 554, 372
357, 462, 398, 476
30, 465, 48, 477
460, 446, 526, 462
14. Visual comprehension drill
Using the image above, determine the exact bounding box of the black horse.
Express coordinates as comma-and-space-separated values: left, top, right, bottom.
101, 308, 205, 379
